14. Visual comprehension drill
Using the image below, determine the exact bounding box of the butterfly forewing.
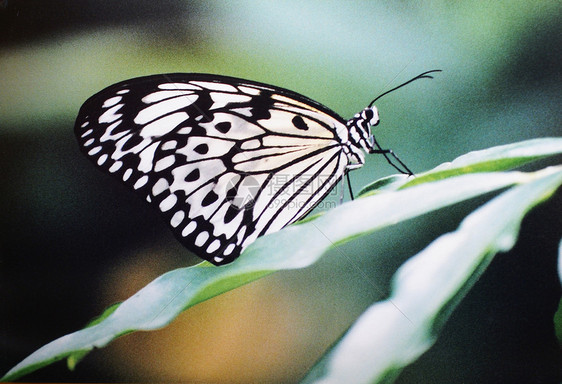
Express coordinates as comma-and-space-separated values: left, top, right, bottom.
75, 74, 353, 265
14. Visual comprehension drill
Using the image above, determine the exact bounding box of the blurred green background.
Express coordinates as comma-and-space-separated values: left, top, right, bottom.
1, 1, 561, 382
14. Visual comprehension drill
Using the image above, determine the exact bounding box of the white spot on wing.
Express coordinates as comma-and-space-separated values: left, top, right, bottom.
231, 107, 253, 117
88, 146, 102, 155
109, 161, 122, 173
207, 239, 221, 253
123, 168, 133, 181
209, 92, 252, 109
182, 221, 197, 237
223, 243, 235, 256
84, 138, 95, 147
103, 96, 122, 108
117, 89, 129, 94
152, 178, 169, 196
159, 194, 177, 212
195, 231, 209, 246
170, 210, 185, 227
240, 139, 261, 150
238, 85, 261, 95
97, 154, 108, 165
143, 90, 195, 103
154, 154, 176, 172
138, 142, 159, 173
100, 120, 127, 142
111, 133, 132, 160
134, 175, 149, 189
161, 140, 178, 150
81, 128, 93, 138
135, 98, 195, 125
140, 111, 189, 137
99, 104, 123, 124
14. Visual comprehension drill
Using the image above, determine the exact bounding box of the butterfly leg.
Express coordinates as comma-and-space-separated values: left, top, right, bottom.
346, 172, 355, 200
339, 175, 345, 204
369, 136, 414, 176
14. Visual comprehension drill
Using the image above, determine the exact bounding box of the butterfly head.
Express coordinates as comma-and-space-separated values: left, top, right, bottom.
364, 106, 380, 149
361, 105, 380, 127
347, 106, 379, 153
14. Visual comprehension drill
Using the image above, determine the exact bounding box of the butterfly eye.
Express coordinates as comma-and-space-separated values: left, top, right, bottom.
368, 106, 380, 126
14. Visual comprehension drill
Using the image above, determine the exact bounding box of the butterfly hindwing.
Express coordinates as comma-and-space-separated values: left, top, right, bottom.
75, 74, 351, 265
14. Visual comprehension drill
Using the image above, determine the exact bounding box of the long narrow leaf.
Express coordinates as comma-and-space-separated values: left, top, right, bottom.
301, 166, 562, 384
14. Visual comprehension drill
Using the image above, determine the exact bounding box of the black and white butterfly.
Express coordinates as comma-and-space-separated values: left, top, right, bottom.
75, 71, 439, 265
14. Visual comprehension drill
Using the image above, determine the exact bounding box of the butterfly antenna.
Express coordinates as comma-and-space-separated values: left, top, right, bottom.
369, 69, 441, 107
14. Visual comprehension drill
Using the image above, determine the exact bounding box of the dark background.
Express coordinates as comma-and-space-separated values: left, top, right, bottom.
1, 1, 561, 382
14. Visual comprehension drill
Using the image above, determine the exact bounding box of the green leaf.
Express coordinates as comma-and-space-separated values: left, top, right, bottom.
66, 302, 121, 371
3, 138, 562, 382
301, 166, 562, 384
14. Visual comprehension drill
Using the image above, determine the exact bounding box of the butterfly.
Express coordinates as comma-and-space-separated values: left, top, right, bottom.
74, 70, 439, 265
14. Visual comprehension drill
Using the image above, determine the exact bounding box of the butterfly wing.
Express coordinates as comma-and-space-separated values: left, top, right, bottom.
75, 73, 351, 265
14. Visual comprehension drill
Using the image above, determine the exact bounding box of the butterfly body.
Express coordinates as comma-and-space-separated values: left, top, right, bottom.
75, 73, 390, 265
